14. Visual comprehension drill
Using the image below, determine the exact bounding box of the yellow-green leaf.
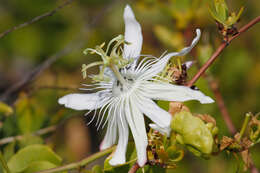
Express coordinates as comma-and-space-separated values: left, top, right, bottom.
23, 161, 57, 173
15, 95, 45, 134
0, 102, 13, 116
7, 144, 62, 173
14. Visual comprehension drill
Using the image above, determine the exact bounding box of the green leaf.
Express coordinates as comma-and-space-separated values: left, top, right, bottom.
3, 142, 16, 161
18, 135, 44, 148
7, 144, 62, 173
15, 95, 45, 134
214, 0, 228, 22
23, 161, 57, 173
0, 102, 13, 116
2, 115, 17, 136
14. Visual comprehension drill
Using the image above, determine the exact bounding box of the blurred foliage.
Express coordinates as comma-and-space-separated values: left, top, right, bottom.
0, 0, 260, 172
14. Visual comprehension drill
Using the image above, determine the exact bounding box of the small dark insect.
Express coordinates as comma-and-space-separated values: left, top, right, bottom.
190, 85, 199, 90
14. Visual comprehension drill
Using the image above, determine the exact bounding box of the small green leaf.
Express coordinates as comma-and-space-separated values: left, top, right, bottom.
23, 161, 57, 173
7, 144, 62, 173
214, 0, 228, 22
0, 102, 13, 116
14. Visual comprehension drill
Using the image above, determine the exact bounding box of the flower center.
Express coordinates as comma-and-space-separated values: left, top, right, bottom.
112, 74, 137, 97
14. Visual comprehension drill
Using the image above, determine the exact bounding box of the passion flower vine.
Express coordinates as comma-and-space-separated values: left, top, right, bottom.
58, 5, 214, 167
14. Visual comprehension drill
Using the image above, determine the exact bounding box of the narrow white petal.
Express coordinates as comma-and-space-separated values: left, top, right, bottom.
125, 96, 147, 167
140, 29, 201, 80
142, 82, 214, 104
183, 61, 194, 69
109, 115, 129, 165
123, 5, 143, 61
136, 96, 171, 128
58, 93, 103, 110
149, 124, 171, 137
100, 118, 117, 150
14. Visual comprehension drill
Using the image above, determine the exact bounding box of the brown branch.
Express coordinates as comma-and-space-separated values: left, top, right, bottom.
0, 0, 75, 39
0, 125, 57, 145
208, 79, 259, 173
206, 75, 237, 135
187, 16, 260, 87
186, 16, 260, 173
128, 162, 140, 173
0, 41, 83, 102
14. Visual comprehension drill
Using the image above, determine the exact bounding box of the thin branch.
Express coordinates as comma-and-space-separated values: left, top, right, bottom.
0, 2, 114, 102
0, 41, 82, 102
0, 0, 75, 39
128, 162, 140, 173
36, 146, 116, 173
187, 16, 260, 87
0, 125, 57, 145
206, 76, 237, 135
186, 16, 260, 173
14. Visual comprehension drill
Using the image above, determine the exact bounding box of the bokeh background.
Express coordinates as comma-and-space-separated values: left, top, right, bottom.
0, 0, 259, 172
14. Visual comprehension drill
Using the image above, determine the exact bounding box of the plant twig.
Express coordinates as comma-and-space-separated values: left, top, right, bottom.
186, 16, 260, 173
0, 0, 75, 39
36, 146, 116, 173
239, 113, 252, 141
128, 162, 140, 173
0, 125, 57, 145
187, 16, 260, 87
0, 151, 11, 173
0, 2, 114, 102
207, 76, 237, 135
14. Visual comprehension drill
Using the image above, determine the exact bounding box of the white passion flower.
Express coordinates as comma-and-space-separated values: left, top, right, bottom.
58, 5, 214, 167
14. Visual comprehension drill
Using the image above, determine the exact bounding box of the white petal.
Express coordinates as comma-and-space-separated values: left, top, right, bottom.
123, 5, 143, 60
183, 61, 194, 69
142, 82, 214, 104
140, 29, 201, 80
125, 96, 147, 167
100, 118, 117, 150
109, 115, 129, 165
58, 93, 103, 110
149, 124, 171, 137
136, 96, 171, 128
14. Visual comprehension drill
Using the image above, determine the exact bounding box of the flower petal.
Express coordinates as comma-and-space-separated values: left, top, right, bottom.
123, 5, 143, 61
125, 96, 147, 167
149, 123, 171, 137
140, 29, 201, 80
100, 118, 117, 150
58, 93, 104, 110
109, 115, 129, 165
142, 81, 214, 104
136, 96, 171, 128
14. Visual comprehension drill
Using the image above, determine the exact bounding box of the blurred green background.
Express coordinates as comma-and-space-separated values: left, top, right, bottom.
0, 0, 259, 172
